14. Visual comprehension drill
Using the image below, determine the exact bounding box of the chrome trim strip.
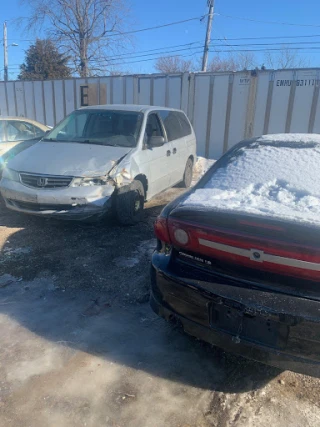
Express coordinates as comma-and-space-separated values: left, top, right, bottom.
198, 238, 320, 272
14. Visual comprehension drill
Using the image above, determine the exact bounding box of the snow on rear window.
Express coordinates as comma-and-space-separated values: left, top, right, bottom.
257, 133, 320, 144
184, 141, 320, 225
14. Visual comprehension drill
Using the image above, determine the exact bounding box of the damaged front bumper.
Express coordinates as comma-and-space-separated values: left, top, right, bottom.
0, 178, 115, 220
151, 253, 320, 377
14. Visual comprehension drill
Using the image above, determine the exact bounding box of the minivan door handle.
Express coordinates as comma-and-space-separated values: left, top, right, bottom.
167, 150, 171, 156
173, 148, 177, 154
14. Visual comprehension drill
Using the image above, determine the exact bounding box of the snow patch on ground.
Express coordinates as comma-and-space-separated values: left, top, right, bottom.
113, 239, 156, 269
3, 247, 31, 256
137, 239, 157, 256
185, 143, 320, 226
0, 274, 18, 288
113, 256, 140, 268
192, 156, 215, 184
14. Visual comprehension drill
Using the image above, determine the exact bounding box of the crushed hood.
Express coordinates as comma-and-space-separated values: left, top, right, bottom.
7, 142, 131, 177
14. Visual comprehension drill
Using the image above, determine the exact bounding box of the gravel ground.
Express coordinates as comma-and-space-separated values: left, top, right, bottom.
0, 187, 183, 305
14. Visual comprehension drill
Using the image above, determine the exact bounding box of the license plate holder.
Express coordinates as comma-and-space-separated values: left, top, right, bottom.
210, 303, 289, 350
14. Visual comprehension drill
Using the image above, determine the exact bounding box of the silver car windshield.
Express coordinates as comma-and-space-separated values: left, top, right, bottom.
43, 110, 143, 147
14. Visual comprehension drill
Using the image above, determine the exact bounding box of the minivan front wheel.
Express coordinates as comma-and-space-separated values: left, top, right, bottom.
115, 180, 145, 225
181, 157, 193, 188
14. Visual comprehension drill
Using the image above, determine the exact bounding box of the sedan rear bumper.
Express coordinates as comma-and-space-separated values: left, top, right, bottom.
0, 178, 115, 220
151, 254, 320, 377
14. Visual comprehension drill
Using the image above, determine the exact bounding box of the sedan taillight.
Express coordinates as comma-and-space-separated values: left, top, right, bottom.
154, 216, 171, 244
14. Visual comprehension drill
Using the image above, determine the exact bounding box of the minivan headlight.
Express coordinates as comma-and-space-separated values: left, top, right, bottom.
71, 176, 114, 187
2, 168, 20, 182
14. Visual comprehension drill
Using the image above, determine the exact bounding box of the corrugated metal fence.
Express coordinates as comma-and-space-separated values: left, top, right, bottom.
1, 68, 320, 158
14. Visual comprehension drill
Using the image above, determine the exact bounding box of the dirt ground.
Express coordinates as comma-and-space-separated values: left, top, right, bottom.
1, 179, 320, 426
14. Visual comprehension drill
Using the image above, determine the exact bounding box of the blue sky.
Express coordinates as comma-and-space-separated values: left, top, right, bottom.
1, 0, 320, 79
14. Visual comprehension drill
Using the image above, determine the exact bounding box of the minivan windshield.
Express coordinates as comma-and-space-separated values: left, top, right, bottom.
43, 110, 143, 147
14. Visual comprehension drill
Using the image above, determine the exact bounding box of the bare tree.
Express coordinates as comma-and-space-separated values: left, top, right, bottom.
264, 47, 310, 69
19, 0, 131, 77
206, 52, 257, 72
108, 68, 131, 76
236, 52, 256, 70
109, 70, 126, 76
207, 56, 238, 72
155, 55, 194, 73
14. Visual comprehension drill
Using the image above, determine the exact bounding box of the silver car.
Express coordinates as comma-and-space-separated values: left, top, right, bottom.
0, 116, 49, 156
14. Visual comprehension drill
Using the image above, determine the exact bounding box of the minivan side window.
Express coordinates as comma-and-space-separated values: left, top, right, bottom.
145, 113, 164, 144
176, 112, 192, 137
157, 110, 182, 142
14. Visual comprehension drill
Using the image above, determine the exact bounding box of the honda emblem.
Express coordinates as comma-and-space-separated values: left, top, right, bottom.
37, 177, 48, 187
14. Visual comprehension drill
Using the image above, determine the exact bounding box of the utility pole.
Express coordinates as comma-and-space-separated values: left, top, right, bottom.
3, 21, 8, 81
202, 0, 214, 72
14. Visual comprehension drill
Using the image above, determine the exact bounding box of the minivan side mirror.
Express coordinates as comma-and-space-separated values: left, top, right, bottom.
148, 136, 165, 147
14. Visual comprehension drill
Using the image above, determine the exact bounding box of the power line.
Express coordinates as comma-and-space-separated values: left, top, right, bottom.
84, 41, 320, 65
71, 38, 320, 66
217, 13, 320, 28
208, 46, 320, 53
3, 14, 207, 43
85, 48, 205, 68
210, 40, 320, 48
89, 45, 203, 63
9, 38, 320, 66
208, 32, 320, 55
106, 15, 207, 37
7, 44, 204, 68
1, 39, 204, 69
73, 47, 320, 69
110, 40, 203, 57
84, 45, 320, 68
87, 41, 204, 62
210, 34, 320, 41
6, 34, 320, 49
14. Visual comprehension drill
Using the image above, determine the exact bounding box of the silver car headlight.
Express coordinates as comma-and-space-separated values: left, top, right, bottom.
2, 168, 20, 182
71, 176, 114, 187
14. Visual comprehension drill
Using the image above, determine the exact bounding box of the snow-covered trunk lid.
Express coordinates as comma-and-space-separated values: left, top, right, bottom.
184, 139, 320, 227
168, 207, 320, 298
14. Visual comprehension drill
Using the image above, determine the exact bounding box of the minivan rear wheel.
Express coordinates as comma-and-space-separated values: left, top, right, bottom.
116, 180, 145, 225
181, 158, 193, 188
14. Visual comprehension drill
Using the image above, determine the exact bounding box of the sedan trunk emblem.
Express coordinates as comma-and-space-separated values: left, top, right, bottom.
250, 249, 264, 262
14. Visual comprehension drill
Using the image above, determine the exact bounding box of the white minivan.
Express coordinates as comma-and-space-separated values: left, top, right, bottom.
0, 105, 197, 224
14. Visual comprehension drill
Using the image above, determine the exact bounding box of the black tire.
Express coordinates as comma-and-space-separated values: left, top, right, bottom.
181, 157, 193, 188
115, 180, 145, 225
